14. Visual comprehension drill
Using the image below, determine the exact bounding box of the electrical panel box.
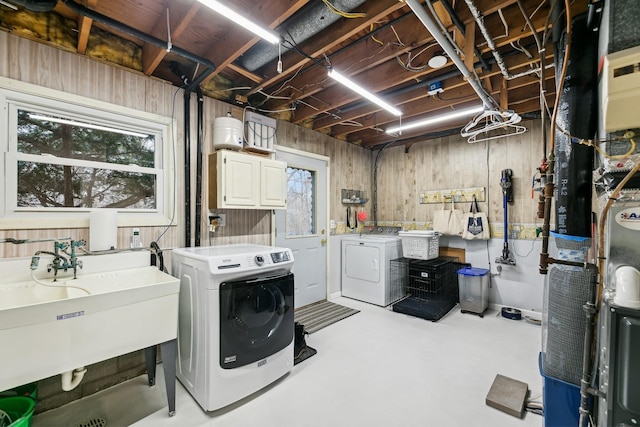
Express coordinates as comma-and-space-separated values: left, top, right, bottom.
601, 45, 640, 132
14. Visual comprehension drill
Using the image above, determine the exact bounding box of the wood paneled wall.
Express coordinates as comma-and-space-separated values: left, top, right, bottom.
0, 31, 183, 257
374, 119, 544, 233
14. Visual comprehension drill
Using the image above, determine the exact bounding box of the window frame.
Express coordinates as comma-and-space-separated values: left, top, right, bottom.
0, 77, 176, 230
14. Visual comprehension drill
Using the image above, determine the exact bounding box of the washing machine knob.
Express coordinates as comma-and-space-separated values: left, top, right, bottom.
255, 255, 265, 266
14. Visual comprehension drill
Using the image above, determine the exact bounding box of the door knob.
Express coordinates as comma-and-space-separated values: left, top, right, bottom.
321, 238, 327, 245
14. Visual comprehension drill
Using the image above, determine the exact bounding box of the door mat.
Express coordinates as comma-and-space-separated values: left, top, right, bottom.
294, 300, 359, 334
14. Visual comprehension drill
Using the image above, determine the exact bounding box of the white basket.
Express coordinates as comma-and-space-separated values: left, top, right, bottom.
399, 230, 441, 260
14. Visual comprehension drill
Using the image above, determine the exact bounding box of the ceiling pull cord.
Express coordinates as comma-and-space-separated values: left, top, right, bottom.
166, 8, 172, 53
277, 42, 283, 73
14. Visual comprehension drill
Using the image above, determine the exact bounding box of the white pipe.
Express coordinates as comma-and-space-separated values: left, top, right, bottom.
61, 367, 87, 391
404, 0, 497, 109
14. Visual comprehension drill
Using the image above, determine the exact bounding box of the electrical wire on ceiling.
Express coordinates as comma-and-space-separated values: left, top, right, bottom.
369, 23, 384, 46
321, 0, 366, 19
510, 40, 535, 59
338, 120, 364, 127
396, 42, 440, 72
256, 90, 291, 100
522, 0, 547, 32
435, 92, 478, 102
477, 8, 509, 47
268, 66, 307, 97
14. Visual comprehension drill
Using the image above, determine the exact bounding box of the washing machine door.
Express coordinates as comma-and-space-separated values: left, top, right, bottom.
219, 270, 294, 369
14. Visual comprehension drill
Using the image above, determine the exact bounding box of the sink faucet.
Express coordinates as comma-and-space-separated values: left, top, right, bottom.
30, 239, 85, 280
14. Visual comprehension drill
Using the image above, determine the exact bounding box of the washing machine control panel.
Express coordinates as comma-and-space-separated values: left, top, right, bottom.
254, 255, 265, 266
270, 251, 291, 263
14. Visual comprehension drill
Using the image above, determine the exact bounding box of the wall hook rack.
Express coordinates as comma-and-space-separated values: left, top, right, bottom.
419, 187, 485, 204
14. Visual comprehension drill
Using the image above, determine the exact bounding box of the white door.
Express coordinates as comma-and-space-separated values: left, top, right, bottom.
275, 148, 328, 309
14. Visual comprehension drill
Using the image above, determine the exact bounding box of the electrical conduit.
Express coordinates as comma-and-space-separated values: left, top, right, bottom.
404, 0, 497, 110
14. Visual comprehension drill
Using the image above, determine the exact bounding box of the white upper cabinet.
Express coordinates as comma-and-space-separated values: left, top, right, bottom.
209, 150, 286, 210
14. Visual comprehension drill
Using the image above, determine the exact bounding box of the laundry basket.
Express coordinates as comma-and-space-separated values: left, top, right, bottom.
0, 397, 36, 427
398, 230, 440, 260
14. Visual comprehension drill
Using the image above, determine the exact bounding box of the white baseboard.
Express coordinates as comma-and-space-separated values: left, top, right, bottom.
329, 291, 342, 301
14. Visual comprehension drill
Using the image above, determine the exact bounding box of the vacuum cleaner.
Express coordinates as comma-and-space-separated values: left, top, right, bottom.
496, 169, 516, 265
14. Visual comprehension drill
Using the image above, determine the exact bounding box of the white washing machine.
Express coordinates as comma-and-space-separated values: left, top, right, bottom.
341, 227, 402, 306
171, 244, 295, 412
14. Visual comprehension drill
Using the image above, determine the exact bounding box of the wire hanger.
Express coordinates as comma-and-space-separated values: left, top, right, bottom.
460, 109, 527, 143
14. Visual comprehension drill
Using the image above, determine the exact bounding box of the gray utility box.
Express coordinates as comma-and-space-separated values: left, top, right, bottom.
458, 267, 490, 317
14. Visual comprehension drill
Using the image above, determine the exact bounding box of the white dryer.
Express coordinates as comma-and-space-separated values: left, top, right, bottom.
341, 227, 402, 306
171, 244, 294, 412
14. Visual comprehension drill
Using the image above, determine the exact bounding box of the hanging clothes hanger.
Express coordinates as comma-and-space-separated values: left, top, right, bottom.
461, 109, 527, 143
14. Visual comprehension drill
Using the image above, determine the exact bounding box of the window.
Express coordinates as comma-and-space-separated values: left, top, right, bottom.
285, 166, 316, 236
0, 78, 174, 229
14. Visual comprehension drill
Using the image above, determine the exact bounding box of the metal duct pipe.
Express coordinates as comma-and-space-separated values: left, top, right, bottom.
463, 0, 542, 80
405, 0, 497, 109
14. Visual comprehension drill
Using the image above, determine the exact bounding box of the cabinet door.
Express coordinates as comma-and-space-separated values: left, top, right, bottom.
260, 159, 286, 208
222, 152, 259, 207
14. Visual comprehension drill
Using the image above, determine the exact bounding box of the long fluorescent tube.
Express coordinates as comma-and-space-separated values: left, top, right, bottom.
385, 105, 484, 134
328, 68, 402, 117
28, 114, 150, 138
197, 0, 280, 44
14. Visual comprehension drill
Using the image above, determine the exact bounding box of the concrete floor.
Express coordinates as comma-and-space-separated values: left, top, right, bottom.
33, 297, 543, 427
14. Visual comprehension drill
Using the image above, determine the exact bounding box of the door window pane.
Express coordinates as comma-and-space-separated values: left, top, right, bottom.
286, 167, 315, 236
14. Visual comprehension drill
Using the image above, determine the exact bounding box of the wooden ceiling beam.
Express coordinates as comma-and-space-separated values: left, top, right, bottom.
276, 2, 552, 123
141, 2, 201, 76
199, 0, 309, 85
344, 67, 554, 143
310, 47, 552, 136
76, 0, 98, 54
246, 0, 405, 97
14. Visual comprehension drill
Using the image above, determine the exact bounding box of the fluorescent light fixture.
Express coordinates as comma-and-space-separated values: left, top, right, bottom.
328, 68, 402, 117
28, 114, 150, 138
197, 0, 280, 44
385, 105, 484, 134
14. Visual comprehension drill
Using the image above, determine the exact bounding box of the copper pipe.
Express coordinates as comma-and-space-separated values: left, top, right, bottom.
539, 0, 572, 274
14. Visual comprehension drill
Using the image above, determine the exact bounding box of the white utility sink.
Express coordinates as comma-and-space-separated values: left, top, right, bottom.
0, 251, 179, 394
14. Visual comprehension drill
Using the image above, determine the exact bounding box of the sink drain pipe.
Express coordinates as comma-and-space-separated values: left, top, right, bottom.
61, 366, 87, 391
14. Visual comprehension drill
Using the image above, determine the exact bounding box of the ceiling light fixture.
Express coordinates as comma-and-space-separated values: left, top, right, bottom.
197, 0, 280, 44
28, 114, 150, 138
328, 68, 402, 117
428, 52, 447, 69
385, 105, 484, 134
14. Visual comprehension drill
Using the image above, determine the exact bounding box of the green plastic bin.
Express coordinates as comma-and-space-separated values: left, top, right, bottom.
0, 397, 36, 427
0, 384, 37, 401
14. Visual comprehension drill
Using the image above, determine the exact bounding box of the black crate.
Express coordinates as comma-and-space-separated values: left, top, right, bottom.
391, 256, 465, 322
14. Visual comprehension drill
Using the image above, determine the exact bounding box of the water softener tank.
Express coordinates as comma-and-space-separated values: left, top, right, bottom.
213, 114, 243, 151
